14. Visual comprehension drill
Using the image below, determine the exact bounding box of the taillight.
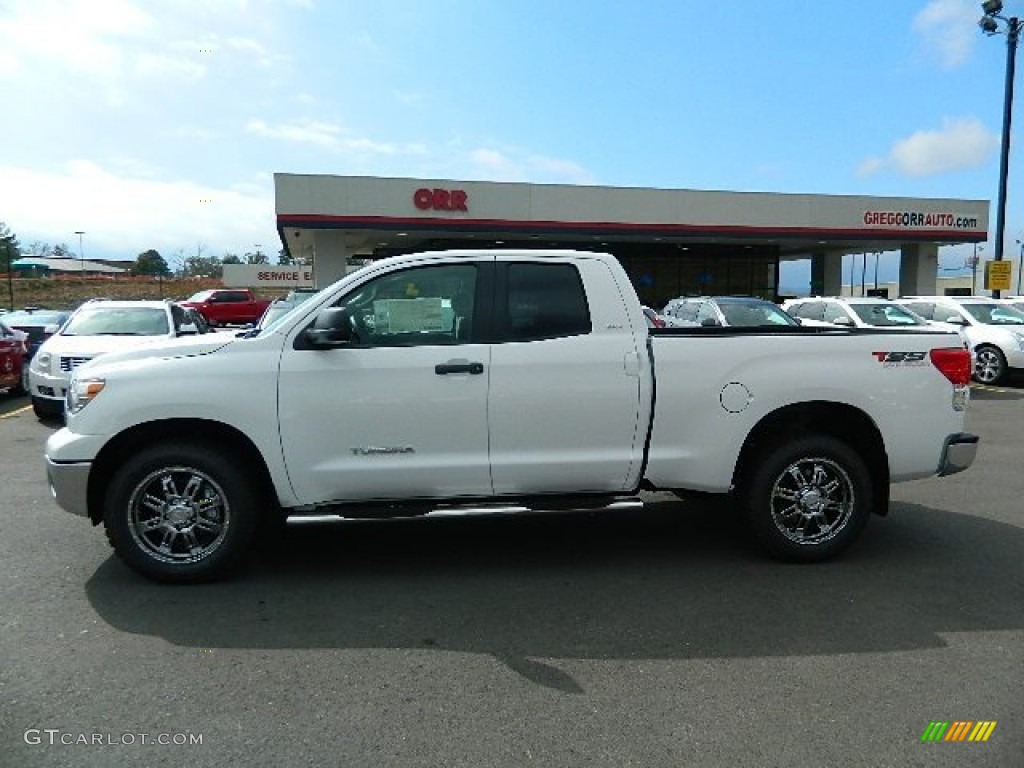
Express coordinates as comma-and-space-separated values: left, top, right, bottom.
930, 347, 971, 386
654, 315, 666, 328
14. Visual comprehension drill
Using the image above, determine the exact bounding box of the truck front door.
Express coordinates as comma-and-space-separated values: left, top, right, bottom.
277, 261, 493, 505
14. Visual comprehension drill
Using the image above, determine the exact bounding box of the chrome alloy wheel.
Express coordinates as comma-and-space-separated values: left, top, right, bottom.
974, 347, 1005, 385
127, 466, 230, 564
769, 457, 854, 545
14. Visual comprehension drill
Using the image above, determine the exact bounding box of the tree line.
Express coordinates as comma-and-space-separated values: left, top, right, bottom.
0, 221, 301, 279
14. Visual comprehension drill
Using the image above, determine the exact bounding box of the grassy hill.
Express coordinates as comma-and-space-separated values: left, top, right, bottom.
1, 277, 289, 312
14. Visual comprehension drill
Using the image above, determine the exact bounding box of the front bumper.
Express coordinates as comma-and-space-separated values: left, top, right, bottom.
938, 433, 979, 477
29, 367, 71, 403
46, 456, 92, 517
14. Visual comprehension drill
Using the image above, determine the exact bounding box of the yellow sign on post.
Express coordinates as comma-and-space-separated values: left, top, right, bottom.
984, 260, 1012, 291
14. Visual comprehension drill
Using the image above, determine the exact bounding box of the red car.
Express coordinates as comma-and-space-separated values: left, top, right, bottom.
181, 288, 271, 327
0, 319, 28, 395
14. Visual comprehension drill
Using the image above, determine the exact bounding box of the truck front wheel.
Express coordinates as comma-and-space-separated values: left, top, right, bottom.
103, 443, 260, 583
744, 436, 872, 562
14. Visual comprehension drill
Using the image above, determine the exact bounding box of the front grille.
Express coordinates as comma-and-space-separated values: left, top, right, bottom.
59, 356, 93, 372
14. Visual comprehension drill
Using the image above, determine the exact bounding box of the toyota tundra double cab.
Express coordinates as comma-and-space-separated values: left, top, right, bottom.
44, 250, 977, 582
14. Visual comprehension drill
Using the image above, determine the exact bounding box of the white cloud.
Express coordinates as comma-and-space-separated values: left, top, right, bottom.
856, 156, 886, 177
246, 118, 423, 156
913, 0, 978, 69
393, 90, 427, 105
0, 0, 291, 101
135, 53, 206, 80
247, 118, 344, 148
0, 0, 154, 77
857, 117, 999, 177
469, 147, 596, 185
0, 161, 278, 260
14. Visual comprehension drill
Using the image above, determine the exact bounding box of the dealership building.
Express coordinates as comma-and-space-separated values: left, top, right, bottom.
274, 173, 989, 304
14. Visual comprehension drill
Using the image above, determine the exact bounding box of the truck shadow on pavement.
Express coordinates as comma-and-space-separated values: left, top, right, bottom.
85, 499, 1024, 693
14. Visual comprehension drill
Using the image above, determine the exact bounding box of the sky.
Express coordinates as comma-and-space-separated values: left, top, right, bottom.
0, 0, 1021, 289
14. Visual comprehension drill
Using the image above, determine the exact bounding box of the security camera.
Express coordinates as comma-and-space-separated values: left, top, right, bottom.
982, 0, 1003, 16
979, 16, 1000, 33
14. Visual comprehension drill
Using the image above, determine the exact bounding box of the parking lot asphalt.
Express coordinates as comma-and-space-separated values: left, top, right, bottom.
1, 388, 1022, 768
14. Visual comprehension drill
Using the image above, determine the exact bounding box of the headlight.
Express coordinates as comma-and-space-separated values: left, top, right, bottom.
35, 351, 51, 373
66, 376, 106, 415
1012, 332, 1024, 350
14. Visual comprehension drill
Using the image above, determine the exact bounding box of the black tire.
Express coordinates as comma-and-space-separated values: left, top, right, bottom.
32, 396, 63, 422
103, 443, 261, 583
973, 345, 1008, 385
743, 435, 872, 562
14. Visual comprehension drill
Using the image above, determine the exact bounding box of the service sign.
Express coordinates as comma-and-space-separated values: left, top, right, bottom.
223, 264, 315, 288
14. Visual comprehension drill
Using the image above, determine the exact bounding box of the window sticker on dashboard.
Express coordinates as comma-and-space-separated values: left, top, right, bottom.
373, 298, 444, 333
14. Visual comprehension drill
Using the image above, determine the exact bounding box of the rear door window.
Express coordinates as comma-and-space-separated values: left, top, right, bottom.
498, 263, 591, 342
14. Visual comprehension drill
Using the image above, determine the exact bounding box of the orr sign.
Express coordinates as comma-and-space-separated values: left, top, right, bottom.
413, 187, 468, 212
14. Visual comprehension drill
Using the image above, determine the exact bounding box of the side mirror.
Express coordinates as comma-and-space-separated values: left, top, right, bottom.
943, 315, 966, 325
831, 316, 854, 326
700, 317, 720, 327
43, 324, 59, 335
304, 308, 355, 347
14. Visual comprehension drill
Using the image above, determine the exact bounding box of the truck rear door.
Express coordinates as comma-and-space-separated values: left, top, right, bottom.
486, 255, 647, 495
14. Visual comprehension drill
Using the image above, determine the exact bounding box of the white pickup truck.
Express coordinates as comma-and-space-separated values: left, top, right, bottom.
44, 250, 978, 583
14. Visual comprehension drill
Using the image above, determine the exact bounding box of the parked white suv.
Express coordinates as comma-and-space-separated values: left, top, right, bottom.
27, 299, 207, 419
783, 296, 933, 329
896, 296, 1024, 385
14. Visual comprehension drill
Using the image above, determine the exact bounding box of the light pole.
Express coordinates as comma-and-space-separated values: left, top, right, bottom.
3, 239, 13, 310
979, 0, 1021, 299
1017, 238, 1024, 292
970, 243, 985, 293
74, 230, 85, 278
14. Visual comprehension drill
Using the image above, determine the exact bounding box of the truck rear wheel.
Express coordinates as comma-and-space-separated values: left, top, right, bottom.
744, 436, 871, 562
103, 443, 259, 583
